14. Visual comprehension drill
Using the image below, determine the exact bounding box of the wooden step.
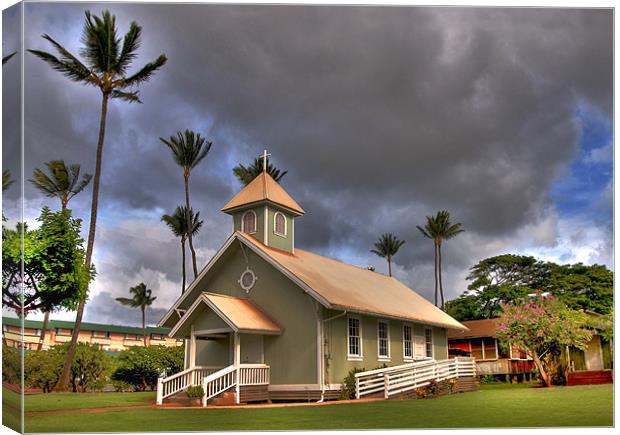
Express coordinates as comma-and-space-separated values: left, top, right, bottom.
566, 370, 612, 386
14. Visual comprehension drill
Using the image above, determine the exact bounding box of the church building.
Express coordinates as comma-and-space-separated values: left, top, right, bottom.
157, 163, 467, 405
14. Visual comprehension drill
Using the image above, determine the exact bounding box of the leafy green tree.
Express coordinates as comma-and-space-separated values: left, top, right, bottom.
29, 160, 92, 210
548, 263, 613, 315
417, 210, 464, 309
29, 10, 167, 391
70, 342, 113, 392
370, 233, 405, 277
2, 345, 21, 385
116, 283, 157, 345
2, 169, 14, 191
2, 208, 92, 316
161, 206, 203, 294
160, 130, 212, 279
233, 156, 287, 186
25, 346, 64, 393
497, 295, 592, 387
29, 160, 92, 349
446, 255, 613, 321
112, 345, 184, 391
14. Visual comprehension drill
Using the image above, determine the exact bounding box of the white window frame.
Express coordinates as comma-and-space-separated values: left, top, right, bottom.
241, 210, 257, 234
424, 327, 434, 359
402, 323, 413, 361
377, 320, 391, 361
347, 316, 363, 361
273, 212, 287, 237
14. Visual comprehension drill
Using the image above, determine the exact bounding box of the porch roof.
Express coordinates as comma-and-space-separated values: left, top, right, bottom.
169, 292, 282, 338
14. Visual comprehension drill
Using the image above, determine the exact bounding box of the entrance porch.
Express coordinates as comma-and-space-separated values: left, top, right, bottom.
156, 292, 281, 406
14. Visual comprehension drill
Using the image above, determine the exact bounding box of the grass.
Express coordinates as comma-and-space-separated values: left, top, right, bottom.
5, 383, 612, 432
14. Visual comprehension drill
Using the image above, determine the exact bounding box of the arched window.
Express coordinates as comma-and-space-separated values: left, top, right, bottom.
274, 212, 287, 236
241, 210, 257, 234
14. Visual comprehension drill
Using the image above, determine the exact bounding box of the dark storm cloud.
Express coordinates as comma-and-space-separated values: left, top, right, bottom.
85, 291, 168, 327
16, 4, 613, 310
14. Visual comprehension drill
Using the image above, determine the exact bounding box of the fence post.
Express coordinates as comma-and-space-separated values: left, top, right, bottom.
156, 377, 163, 405
202, 378, 207, 407
355, 377, 360, 399
383, 373, 390, 399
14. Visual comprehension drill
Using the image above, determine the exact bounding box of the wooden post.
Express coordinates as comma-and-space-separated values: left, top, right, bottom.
234, 332, 241, 404
189, 325, 196, 369
202, 378, 207, 407
383, 373, 390, 399
156, 377, 163, 405
355, 377, 360, 399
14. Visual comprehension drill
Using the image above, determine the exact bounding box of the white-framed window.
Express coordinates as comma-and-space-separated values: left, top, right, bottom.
347, 316, 362, 360
273, 212, 287, 236
403, 324, 413, 360
424, 328, 433, 358
241, 210, 257, 234
377, 320, 390, 360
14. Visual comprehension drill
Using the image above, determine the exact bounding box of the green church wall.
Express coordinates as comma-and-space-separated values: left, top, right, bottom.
195, 336, 230, 367
191, 244, 318, 385
266, 207, 294, 252
322, 309, 449, 385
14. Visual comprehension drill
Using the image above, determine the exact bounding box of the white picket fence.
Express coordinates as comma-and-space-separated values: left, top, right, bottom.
355, 357, 476, 399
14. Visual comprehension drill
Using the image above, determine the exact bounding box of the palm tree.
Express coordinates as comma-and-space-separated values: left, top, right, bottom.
417, 210, 464, 310
29, 10, 167, 391
233, 156, 287, 185
2, 170, 14, 191
116, 283, 157, 346
370, 233, 405, 277
161, 206, 203, 294
29, 160, 92, 210
160, 130, 212, 279
29, 160, 91, 350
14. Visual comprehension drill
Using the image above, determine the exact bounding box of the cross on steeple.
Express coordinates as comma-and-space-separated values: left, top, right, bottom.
259, 149, 271, 172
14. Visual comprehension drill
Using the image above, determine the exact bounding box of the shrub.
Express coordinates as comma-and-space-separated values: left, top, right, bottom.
185, 385, 204, 399
112, 345, 185, 391
24, 347, 64, 392
341, 367, 366, 400
2, 345, 22, 386
480, 374, 497, 384
111, 380, 134, 392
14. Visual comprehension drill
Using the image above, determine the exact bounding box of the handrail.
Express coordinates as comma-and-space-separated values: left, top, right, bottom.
156, 365, 222, 404
202, 365, 238, 406
355, 357, 476, 399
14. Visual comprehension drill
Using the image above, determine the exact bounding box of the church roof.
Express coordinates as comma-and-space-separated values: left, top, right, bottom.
447, 318, 499, 339
239, 232, 467, 331
169, 292, 282, 337
221, 172, 305, 215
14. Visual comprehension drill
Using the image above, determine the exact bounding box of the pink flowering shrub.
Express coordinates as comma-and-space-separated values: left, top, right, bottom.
497, 294, 592, 387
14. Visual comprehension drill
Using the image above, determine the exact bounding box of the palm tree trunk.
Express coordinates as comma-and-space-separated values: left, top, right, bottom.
438, 242, 445, 310
142, 307, 147, 346
184, 174, 198, 278
181, 238, 186, 294
54, 93, 109, 391
433, 242, 439, 307
387, 257, 392, 277
37, 311, 50, 351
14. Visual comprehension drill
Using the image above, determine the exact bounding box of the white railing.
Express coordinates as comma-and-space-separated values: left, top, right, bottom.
156, 365, 222, 404
202, 365, 238, 406
355, 357, 476, 399
239, 364, 270, 385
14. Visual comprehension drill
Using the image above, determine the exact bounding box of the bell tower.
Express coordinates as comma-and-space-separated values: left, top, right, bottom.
221, 151, 304, 254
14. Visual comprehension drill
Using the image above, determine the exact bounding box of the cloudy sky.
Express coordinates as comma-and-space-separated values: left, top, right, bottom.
2, 3, 613, 327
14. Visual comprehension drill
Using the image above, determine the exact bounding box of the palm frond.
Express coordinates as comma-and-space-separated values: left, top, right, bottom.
2, 51, 16, 65
115, 21, 141, 74
160, 130, 212, 171
121, 54, 167, 88
111, 89, 141, 103
80, 10, 120, 74
27, 48, 95, 85
233, 156, 288, 186
2, 170, 14, 192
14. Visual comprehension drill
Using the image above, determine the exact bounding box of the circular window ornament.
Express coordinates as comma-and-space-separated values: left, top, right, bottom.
238, 268, 257, 293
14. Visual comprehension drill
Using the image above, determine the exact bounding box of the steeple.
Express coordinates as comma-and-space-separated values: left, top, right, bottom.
222, 152, 303, 253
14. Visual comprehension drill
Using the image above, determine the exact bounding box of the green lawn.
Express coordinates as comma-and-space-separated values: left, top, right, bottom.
6, 383, 613, 432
